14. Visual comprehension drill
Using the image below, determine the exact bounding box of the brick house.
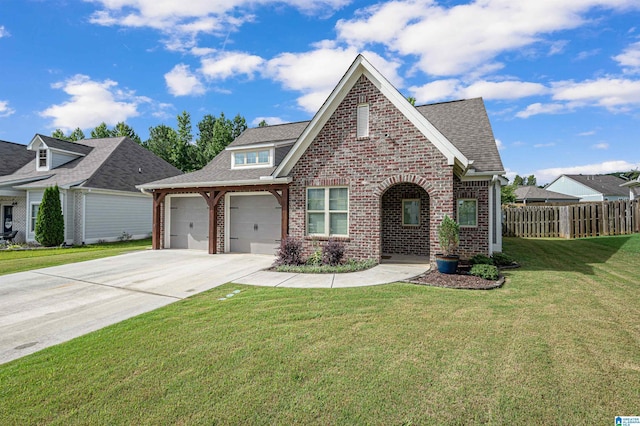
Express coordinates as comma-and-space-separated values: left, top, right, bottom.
139, 55, 506, 262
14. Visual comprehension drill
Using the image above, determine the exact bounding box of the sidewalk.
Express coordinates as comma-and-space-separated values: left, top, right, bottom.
234, 262, 430, 288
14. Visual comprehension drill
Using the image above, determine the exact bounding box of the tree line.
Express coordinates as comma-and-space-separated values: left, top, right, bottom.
51, 111, 249, 172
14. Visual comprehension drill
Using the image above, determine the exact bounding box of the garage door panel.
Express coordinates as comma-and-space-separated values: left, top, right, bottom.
229, 195, 281, 255
170, 197, 209, 250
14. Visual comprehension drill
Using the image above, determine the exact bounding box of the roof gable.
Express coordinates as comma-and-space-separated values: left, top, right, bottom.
554, 174, 629, 197
275, 55, 473, 177
28, 134, 93, 156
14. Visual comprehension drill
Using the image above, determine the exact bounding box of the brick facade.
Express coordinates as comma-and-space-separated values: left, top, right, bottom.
287, 75, 468, 262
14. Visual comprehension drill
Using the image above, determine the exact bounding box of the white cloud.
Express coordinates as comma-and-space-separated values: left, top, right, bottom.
516, 102, 568, 118
410, 79, 547, 103
593, 142, 610, 150
264, 47, 403, 113
164, 64, 206, 96
495, 138, 505, 150
551, 78, 640, 110
0, 25, 9, 38
0, 100, 15, 117
536, 160, 640, 184
336, 0, 640, 77
88, 0, 350, 51
533, 142, 556, 148
200, 51, 264, 80
613, 41, 640, 73
251, 116, 287, 126
40, 74, 144, 131
578, 130, 596, 136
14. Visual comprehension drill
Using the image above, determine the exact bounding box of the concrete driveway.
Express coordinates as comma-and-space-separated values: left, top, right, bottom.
0, 250, 273, 364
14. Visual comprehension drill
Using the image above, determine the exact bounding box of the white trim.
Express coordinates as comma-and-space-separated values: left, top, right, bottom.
225, 140, 295, 151
460, 171, 507, 181
274, 55, 470, 177
82, 191, 86, 244
231, 147, 274, 169
29, 201, 40, 235
138, 177, 292, 192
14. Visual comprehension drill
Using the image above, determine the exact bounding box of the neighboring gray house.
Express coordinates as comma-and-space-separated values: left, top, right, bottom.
139, 55, 506, 262
514, 186, 580, 205
546, 174, 635, 202
0, 140, 35, 176
0, 134, 181, 244
620, 177, 640, 200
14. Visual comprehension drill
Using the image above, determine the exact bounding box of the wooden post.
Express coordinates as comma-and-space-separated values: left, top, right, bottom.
152, 191, 167, 250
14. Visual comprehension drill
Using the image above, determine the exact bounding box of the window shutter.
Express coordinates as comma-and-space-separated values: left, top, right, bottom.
357, 104, 369, 138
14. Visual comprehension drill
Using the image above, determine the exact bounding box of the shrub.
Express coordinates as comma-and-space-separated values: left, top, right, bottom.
469, 264, 499, 281
35, 185, 65, 247
275, 237, 304, 266
469, 254, 493, 265
118, 231, 132, 242
322, 239, 345, 266
492, 252, 515, 267
306, 249, 323, 266
438, 215, 459, 256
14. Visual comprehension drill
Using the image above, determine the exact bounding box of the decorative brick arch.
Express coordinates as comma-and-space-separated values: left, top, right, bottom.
375, 174, 436, 197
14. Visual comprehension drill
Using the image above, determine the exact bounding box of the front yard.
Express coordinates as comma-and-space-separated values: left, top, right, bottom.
0, 235, 638, 424
0, 238, 152, 276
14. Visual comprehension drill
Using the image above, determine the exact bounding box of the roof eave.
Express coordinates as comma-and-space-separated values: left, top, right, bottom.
137, 176, 293, 192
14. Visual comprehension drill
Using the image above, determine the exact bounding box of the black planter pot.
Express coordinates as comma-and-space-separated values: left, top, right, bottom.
436, 254, 459, 274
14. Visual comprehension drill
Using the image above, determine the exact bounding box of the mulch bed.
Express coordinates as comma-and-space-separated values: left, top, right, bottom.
407, 269, 505, 290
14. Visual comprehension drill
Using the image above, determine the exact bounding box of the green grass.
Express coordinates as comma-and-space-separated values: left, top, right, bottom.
0, 238, 151, 276
1, 235, 639, 424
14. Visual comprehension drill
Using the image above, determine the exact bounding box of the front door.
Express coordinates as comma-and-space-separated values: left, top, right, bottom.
3, 205, 13, 233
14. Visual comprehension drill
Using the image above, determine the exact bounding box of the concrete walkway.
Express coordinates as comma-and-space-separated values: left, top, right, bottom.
235, 262, 430, 288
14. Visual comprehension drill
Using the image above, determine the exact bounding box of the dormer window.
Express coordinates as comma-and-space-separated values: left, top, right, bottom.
232, 149, 273, 169
38, 149, 48, 170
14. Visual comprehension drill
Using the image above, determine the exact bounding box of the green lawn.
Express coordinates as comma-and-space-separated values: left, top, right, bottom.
0, 239, 152, 276
1, 235, 639, 424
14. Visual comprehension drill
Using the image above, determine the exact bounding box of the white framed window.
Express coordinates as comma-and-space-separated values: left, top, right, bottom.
38, 149, 48, 169
457, 199, 478, 227
232, 149, 272, 168
30, 202, 40, 232
357, 104, 369, 138
402, 199, 420, 226
307, 187, 348, 236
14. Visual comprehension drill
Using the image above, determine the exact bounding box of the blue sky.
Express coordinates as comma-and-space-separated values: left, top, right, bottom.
1, 0, 640, 183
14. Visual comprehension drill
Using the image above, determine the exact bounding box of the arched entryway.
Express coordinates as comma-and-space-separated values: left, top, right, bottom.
380, 182, 430, 261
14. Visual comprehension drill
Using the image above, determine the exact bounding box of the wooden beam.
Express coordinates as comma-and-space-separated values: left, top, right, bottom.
209, 193, 216, 255
152, 191, 167, 250
280, 186, 289, 243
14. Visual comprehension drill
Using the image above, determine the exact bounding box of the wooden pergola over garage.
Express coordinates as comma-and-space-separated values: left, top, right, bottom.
150, 183, 289, 254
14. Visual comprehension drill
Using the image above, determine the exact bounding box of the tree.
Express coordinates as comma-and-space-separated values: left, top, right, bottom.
258, 119, 268, 127
512, 175, 524, 186
69, 128, 85, 141
231, 113, 247, 140
525, 175, 537, 186
35, 185, 65, 247
171, 111, 196, 172
51, 129, 70, 141
91, 122, 112, 139
111, 122, 142, 144
501, 184, 516, 205
146, 124, 178, 165
407, 96, 417, 106
51, 128, 84, 141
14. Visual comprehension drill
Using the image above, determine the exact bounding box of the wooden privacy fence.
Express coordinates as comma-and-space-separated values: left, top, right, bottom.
503, 199, 640, 238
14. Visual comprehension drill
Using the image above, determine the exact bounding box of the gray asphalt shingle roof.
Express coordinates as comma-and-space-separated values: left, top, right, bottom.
0, 137, 182, 192
564, 174, 631, 197
36, 134, 94, 155
0, 140, 35, 176
515, 186, 580, 202
145, 98, 503, 189
416, 98, 503, 173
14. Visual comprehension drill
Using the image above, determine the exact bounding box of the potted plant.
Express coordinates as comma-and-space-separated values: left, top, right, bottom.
436, 214, 460, 274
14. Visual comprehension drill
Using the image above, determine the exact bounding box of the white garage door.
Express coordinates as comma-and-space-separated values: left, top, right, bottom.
229, 194, 281, 255
170, 197, 209, 249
